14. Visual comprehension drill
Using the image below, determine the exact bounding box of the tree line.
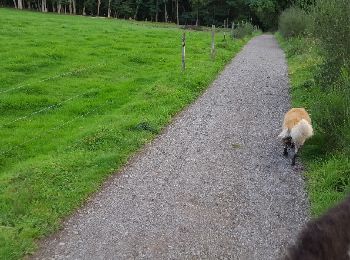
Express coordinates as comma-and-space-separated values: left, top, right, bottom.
0, 0, 294, 30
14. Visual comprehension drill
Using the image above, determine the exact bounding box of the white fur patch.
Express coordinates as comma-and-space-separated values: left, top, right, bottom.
278, 128, 290, 139
290, 119, 313, 147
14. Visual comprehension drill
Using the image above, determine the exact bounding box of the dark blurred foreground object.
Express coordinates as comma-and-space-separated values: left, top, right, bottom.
285, 195, 350, 260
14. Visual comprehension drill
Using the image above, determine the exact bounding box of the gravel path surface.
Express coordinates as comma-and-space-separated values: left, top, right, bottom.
33, 35, 309, 260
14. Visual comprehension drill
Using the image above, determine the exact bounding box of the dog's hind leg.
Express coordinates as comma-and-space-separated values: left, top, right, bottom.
282, 137, 292, 156
283, 145, 288, 156
292, 145, 299, 166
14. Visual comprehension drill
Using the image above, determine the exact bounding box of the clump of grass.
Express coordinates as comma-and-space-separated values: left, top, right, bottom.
0, 8, 253, 260
307, 155, 350, 217
130, 121, 158, 133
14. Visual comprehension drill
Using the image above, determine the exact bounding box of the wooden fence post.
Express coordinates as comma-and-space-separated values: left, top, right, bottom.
182, 32, 186, 70
211, 25, 215, 59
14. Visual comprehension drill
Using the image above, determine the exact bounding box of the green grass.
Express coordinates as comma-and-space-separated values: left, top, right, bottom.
0, 8, 255, 259
276, 32, 350, 217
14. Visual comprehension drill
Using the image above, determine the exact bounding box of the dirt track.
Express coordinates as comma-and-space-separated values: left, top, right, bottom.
33, 35, 309, 260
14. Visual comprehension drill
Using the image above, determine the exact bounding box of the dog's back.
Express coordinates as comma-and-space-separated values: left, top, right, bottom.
283, 108, 311, 130
278, 108, 313, 165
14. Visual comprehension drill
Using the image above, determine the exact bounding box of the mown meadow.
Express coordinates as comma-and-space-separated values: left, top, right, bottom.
0, 8, 255, 259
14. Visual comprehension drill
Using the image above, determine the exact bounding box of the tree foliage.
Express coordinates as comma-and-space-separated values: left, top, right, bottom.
0, 0, 295, 29
278, 6, 309, 38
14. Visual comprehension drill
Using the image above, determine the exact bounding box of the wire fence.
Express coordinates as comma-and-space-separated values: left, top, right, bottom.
0, 63, 105, 95
0, 99, 109, 157
1, 25, 248, 162
0, 62, 107, 157
0, 89, 99, 129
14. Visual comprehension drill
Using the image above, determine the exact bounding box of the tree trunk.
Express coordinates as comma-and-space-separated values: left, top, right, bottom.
57, 1, 61, 13
68, 0, 72, 14
196, 7, 199, 26
164, 0, 167, 22
107, 0, 111, 18
97, 0, 101, 16
83, 4, 86, 15
155, 0, 158, 22
176, 0, 179, 25
134, 2, 140, 20
17, 0, 22, 9
27, 0, 30, 9
72, 0, 76, 14
13, 0, 17, 8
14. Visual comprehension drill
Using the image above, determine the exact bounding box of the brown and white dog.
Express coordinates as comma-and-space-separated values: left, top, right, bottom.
278, 108, 313, 165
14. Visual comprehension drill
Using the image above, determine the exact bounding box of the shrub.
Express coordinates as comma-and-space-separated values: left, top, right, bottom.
308, 0, 350, 151
313, 86, 350, 152
232, 22, 254, 39
311, 0, 350, 86
278, 7, 310, 38
277, 0, 350, 218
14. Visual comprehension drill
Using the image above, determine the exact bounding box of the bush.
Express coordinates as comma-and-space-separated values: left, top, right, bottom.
311, 0, 350, 86
277, 1, 350, 218
313, 86, 350, 152
232, 22, 254, 39
309, 0, 350, 151
278, 7, 310, 38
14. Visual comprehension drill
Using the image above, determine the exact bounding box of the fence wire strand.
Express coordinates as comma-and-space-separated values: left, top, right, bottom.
0, 100, 109, 157
0, 89, 98, 129
0, 62, 108, 157
0, 63, 104, 95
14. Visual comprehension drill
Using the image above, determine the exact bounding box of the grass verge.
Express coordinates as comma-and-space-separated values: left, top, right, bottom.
276, 32, 350, 217
0, 8, 256, 259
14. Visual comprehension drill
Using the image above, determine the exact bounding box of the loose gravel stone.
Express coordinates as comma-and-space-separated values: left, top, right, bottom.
32, 35, 309, 260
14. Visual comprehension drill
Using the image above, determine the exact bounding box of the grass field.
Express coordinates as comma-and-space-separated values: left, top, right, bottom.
276, 33, 350, 217
0, 8, 253, 259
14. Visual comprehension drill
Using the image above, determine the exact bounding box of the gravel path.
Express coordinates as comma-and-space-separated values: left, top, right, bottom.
33, 35, 309, 260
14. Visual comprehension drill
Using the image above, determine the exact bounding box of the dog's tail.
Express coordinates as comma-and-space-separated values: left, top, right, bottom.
290, 119, 313, 146
278, 128, 290, 140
